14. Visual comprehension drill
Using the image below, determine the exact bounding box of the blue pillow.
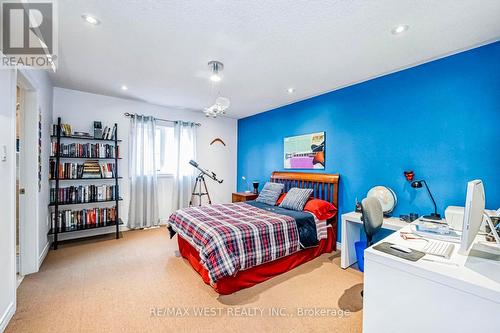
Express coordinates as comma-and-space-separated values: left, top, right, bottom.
255, 182, 284, 206
279, 187, 313, 211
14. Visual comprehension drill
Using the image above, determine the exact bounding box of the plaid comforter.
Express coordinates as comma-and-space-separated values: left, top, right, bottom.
168, 202, 301, 283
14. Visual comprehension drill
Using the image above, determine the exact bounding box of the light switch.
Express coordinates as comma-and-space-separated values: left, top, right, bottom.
1, 144, 6, 161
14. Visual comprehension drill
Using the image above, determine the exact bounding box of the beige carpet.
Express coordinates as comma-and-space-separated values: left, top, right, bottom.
6, 227, 363, 333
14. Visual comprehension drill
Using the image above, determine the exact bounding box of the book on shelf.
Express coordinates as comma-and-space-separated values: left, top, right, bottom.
52, 122, 117, 140
52, 123, 73, 136
49, 159, 116, 179
73, 131, 91, 138
82, 159, 100, 178
51, 142, 119, 158
50, 206, 117, 232
50, 184, 117, 204
100, 163, 114, 178
102, 126, 114, 140
102, 125, 116, 140
49, 160, 84, 179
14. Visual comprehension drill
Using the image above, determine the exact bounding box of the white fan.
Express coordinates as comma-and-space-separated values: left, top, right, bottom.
367, 186, 397, 215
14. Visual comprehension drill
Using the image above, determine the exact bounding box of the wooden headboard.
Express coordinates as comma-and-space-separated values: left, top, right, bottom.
270, 171, 340, 206
270, 171, 340, 226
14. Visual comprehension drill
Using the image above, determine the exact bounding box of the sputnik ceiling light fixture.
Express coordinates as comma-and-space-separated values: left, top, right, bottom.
204, 61, 230, 118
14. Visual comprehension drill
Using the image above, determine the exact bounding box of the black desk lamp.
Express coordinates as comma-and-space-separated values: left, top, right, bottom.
410, 179, 441, 221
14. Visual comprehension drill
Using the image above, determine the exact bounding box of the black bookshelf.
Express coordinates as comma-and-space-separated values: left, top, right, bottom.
50, 117, 121, 249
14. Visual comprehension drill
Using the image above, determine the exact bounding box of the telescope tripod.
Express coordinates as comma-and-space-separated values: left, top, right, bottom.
189, 173, 212, 206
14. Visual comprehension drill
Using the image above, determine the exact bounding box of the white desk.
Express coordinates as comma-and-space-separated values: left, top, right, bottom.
340, 212, 407, 269
363, 223, 500, 333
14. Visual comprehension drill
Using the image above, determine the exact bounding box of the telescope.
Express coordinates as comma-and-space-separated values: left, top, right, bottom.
189, 160, 223, 184
188, 160, 223, 207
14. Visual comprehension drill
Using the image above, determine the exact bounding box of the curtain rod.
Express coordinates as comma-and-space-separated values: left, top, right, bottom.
124, 112, 201, 126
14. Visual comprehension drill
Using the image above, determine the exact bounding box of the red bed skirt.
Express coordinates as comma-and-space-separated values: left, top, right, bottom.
177, 226, 337, 295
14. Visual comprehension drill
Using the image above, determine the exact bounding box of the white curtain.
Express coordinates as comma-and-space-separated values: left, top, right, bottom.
171, 121, 197, 210
128, 115, 159, 228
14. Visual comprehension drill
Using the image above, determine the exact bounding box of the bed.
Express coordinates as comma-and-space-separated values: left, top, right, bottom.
168, 171, 340, 294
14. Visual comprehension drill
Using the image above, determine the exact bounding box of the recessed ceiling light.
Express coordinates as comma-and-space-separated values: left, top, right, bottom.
82, 14, 100, 25
121, 85, 128, 91
391, 24, 409, 35
287, 88, 295, 94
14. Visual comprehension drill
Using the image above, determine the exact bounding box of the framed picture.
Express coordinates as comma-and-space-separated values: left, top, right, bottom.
284, 132, 325, 169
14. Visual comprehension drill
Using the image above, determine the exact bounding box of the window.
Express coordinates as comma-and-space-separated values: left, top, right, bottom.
155, 123, 197, 176
155, 124, 175, 175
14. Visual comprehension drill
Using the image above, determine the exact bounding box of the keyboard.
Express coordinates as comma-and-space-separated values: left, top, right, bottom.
422, 240, 455, 259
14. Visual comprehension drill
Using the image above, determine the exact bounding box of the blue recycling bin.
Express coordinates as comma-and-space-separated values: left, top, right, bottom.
355, 241, 367, 272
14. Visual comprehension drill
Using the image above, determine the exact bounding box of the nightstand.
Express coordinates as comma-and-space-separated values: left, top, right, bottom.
232, 192, 258, 203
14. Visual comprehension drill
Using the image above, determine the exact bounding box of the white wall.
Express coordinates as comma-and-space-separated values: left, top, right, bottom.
0, 69, 17, 332
53, 88, 237, 225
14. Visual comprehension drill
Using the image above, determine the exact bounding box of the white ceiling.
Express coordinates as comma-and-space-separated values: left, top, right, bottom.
51, 0, 500, 119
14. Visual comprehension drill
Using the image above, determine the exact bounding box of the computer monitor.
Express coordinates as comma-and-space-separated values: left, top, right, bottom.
458, 180, 486, 255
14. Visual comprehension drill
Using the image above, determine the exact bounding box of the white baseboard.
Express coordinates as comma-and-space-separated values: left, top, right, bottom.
119, 225, 131, 232
38, 241, 50, 269
16, 275, 24, 288
0, 302, 15, 333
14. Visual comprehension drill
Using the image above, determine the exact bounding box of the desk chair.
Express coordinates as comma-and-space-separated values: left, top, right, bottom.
361, 197, 384, 246
360, 197, 383, 297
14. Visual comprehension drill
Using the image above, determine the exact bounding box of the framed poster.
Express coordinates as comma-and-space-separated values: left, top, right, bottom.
284, 132, 325, 169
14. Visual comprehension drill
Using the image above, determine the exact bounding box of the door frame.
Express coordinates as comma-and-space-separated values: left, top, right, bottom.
16, 71, 40, 276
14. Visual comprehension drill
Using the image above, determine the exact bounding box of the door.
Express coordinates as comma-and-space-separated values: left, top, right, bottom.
16, 72, 40, 277
16, 86, 22, 280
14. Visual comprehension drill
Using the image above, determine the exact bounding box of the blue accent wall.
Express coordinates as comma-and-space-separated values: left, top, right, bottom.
237, 41, 500, 241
